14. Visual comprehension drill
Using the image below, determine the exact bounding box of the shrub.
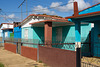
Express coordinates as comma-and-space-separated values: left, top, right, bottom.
0, 63, 4, 67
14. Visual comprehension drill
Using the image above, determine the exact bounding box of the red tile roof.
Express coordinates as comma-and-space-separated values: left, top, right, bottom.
18, 14, 67, 26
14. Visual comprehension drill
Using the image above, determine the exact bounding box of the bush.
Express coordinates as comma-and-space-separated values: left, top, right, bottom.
0, 63, 4, 67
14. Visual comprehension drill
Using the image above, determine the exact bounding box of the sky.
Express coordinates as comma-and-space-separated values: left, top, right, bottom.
0, 0, 100, 23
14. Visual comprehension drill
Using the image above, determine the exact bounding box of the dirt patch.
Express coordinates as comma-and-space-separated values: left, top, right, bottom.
0, 47, 49, 67
81, 56, 100, 66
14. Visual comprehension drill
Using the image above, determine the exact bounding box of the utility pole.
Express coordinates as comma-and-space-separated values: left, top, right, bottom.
0, 9, 1, 14
21, 5, 23, 21
18, 0, 28, 21
26, 0, 28, 16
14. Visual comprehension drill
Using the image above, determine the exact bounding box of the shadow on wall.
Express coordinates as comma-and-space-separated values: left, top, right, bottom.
52, 25, 75, 50
81, 27, 94, 57
33, 27, 44, 44
81, 32, 90, 56
32, 24, 93, 54
52, 24, 91, 52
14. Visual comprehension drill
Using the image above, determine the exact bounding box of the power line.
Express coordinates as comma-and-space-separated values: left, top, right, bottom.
4, 2, 74, 14
2, 11, 15, 22
0, 9, 15, 22
0, 13, 10, 22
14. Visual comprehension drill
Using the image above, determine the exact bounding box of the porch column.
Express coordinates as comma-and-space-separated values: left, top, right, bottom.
75, 21, 81, 67
44, 22, 52, 46
75, 22, 81, 50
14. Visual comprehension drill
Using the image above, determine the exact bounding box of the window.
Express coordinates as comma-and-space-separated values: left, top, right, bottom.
25, 29, 28, 39
56, 28, 62, 41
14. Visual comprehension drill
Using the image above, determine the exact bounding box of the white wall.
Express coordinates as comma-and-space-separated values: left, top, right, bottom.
21, 15, 62, 28
1, 24, 13, 29
21, 16, 44, 28
0, 29, 2, 37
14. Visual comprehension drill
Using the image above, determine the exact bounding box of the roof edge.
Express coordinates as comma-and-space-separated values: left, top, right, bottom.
18, 14, 67, 26
79, 2, 100, 12
65, 11, 100, 19
30, 20, 72, 25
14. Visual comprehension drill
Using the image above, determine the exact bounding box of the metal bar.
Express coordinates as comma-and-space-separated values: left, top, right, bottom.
4, 40, 38, 45
18, 0, 26, 8
37, 44, 39, 61
76, 48, 81, 67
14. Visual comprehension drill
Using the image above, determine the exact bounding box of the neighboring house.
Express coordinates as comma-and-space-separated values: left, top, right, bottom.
0, 23, 14, 42
13, 22, 21, 39
18, 14, 93, 51
79, 2, 100, 57
66, 2, 100, 57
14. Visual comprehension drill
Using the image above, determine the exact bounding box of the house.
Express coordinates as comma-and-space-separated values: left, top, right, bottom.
13, 22, 21, 39
0, 23, 14, 42
66, 2, 100, 57
18, 14, 93, 51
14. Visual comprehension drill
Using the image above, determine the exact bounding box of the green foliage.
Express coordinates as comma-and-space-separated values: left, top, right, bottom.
35, 66, 38, 67
38, 60, 42, 63
0, 63, 4, 67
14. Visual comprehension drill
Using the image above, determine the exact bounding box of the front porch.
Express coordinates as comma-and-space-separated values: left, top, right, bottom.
66, 11, 100, 57
29, 20, 91, 52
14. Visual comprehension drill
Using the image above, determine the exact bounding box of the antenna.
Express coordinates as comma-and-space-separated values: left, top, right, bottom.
26, 0, 28, 16
18, 0, 28, 21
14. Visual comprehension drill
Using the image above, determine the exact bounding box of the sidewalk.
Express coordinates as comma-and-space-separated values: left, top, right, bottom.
0, 47, 49, 67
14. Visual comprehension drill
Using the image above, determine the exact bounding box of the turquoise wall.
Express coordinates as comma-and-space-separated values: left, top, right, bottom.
79, 4, 100, 15
22, 27, 44, 48
79, 4, 100, 57
21, 24, 91, 52
92, 23, 100, 57
52, 24, 91, 51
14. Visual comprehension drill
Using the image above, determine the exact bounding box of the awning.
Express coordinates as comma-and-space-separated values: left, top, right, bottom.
29, 20, 74, 27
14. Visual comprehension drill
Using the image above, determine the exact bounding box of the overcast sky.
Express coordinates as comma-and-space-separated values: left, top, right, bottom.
0, 0, 100, 23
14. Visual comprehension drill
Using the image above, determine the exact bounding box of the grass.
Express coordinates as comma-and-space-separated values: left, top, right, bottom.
37, 60, 42, 63
43, 64, 48, 67
35, 66, 38, 67
0, 63, 4, 67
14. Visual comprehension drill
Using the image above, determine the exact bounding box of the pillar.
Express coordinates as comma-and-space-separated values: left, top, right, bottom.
73, 1, 81, 67
75, 22, 81, 67
75, 22, 81, 49
44, 22, 52, 46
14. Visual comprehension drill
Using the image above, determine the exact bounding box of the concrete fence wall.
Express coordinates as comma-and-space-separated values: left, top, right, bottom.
21, 46, 37, 61
4, 43, 77, 67
0, 37, 2, 41
4, 43, 16, 53
39, 46, 76, 67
